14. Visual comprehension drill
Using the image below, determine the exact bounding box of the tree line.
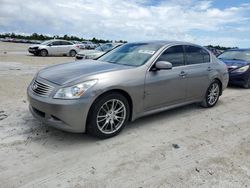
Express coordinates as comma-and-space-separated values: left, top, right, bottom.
0, 33, 127, 43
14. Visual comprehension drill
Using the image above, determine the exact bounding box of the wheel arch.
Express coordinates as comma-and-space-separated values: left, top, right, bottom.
87, 89, 134, 123
213, 78, 223, 96
40, 48, 48, 55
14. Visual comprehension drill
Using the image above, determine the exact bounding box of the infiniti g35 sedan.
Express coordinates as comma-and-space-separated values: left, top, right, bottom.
27, 41, 229, 138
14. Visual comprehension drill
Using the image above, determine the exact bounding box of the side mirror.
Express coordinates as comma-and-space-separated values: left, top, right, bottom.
47, 44, 52, 46
154, 61, 173, 70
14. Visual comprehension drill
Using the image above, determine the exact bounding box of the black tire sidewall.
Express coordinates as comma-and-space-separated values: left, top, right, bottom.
87, 93, 130, 139
243, 76, 250, 89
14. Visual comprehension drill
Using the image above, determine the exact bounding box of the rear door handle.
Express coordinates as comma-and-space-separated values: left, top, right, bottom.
179, 71, 187, 77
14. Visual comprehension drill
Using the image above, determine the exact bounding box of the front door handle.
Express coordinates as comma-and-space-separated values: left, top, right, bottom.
207, 67, 212, 71
179, 71, 187, 77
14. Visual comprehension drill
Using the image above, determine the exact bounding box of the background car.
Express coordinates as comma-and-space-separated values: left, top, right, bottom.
218, 49, 250, 88
205, 46, 222, 57
28, 41, 228, 138
75, 43, 122, 60
28, 39, 81, 57
81, 41, 98, 49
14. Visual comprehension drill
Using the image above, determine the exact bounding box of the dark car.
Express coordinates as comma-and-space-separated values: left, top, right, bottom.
205, 46, 222, 57
218, 49, 250, 88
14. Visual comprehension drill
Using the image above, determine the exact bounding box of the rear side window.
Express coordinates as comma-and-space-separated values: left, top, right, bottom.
185, 45, 210, 65
157, 45, 185, 67
52, 41, 61, 46
61, 41, 72, 45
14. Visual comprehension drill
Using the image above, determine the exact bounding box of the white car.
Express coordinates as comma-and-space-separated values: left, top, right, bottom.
75, 43, 122, 60
81, 41, 98, 49
28, 39, 81, 57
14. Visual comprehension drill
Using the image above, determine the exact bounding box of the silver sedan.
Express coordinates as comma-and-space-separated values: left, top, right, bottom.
27, 41, 229, 138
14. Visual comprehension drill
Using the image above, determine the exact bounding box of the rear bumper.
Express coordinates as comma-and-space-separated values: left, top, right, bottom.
27, 85, 92, 133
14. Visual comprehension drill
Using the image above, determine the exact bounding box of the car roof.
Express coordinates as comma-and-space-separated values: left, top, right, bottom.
226, 48, 250, 51
46, 39, 72, 42
127, 40, 203, 47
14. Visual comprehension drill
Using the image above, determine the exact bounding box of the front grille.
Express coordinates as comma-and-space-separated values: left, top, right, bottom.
32, 80, 54, 97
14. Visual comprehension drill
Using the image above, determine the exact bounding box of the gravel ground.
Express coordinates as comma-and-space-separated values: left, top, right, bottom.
0, 42, 249, 188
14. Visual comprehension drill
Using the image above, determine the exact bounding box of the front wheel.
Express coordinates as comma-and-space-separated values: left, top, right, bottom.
40, 49, 48, 57
87, 93, 130, 139
243, 76, 250, 89
201, 81, 221, 108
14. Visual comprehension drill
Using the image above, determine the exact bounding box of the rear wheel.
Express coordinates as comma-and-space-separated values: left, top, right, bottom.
69, 50, 77, 57
201, 80, 221, 108
40, 49, 48, 57
87, 93, 130, 139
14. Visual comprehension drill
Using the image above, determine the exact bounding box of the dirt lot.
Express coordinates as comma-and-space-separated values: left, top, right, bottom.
0, 42, 249, 188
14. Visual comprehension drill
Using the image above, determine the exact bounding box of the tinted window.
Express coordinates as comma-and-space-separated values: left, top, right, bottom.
185, 45, 210, 65
157, 45, 185, 67
52, 41, 61, 46
61, 41, 72, 45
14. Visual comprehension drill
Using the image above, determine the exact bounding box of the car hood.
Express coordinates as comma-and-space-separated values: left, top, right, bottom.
220, 59, 250, 68
38, 60, 132, 85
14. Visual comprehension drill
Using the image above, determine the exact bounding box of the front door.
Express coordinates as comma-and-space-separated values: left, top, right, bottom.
144, 45, 188, 110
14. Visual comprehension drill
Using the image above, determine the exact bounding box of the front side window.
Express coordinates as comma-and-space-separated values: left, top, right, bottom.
61, 41, 72, 45
157, 45, 185, 67
185, 45, 210, 65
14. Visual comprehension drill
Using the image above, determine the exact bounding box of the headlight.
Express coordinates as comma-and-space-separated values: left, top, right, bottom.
54, 79, 98, 99
232, 65, 249, 73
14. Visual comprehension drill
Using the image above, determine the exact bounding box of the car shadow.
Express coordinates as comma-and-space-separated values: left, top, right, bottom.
25, 103, 203, 148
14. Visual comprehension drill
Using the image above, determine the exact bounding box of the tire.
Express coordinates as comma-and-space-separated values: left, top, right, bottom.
87, 93, 130, 139
243, 76, 250, 89
40, 49, 48, 57
201, 80, 221, 108
69, 50, 77, 57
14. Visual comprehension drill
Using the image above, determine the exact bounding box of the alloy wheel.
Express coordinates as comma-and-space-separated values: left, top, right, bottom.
207, 82, 220, 106
96, 99, 126, 134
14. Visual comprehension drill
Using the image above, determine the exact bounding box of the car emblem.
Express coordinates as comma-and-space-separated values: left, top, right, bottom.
33, 83, 38, 90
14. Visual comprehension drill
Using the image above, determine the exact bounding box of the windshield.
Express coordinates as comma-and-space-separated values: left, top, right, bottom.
98, 43, 162, 66
218, 50, 250, 61
95, 43, 114, 52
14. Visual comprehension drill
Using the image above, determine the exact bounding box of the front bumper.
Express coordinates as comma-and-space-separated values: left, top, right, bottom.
27, 82, 93, 133
229, 70, 250, 86
28, 48, 40, 54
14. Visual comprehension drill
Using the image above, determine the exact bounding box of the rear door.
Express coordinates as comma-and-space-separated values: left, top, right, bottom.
144, 45, 188, 110
60, 41, 74, 54
184, 45, 211, 99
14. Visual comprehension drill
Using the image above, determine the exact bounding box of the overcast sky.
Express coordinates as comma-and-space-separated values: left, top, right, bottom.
0, 0, 250, 47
